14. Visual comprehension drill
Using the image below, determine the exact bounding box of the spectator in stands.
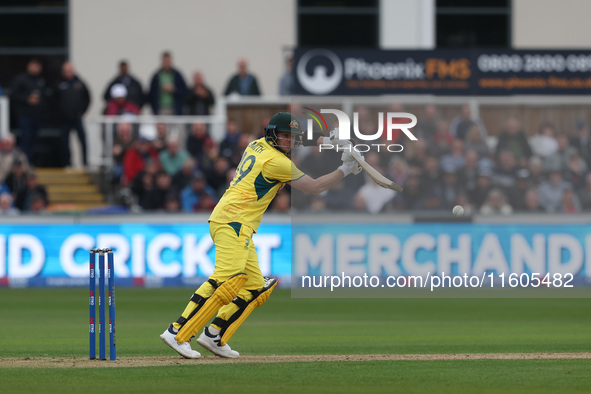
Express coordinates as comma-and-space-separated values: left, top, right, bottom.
0, 134, 29, 183
418, 188, 443, 210
570, 120, 591, 167
159, 138, 190, 177
172, 157, 197, 191
388, 157, 409, 189
219, 119, 242, 164
449, 104, 488, 142
544, 133, 576, 172
492, 150, 518, 192
538, 169, 572, 213
405, 139, 428, 173
271, 190, 291, 212
564, 153, 587, 191
528, 156, 545, 187
4, 160, 28, 199
278, 56, 294, 96
430, 120, 454, 156
9, 59, 48, 161
185, 72, 215, 116
29, 193, 47, 214
463, 124, 490, 158
15, 171, 48, 212
458, 149, 480, 193
54, 61, 91, 167
148, 51, 187, 115
440, 165, 462, 210
561, 187, 581, 214
180, 171, 217, 212
577, 173, 591, 210
529, 123, 558, 158
393, 174, 421, 210
0, 192, 19, 215
480, 189, 513, 215
136, 171, 160, 211
440, 139, 466, 173
495, 117, 531, 166
104, 84, 141, 116
224, 58, 261, 96
153, 171, 175, 210
206, 157, 230, 198
507, 169, 531, 211
417, 104, 439, 140
152, 123, 168, 153
164, 192, 181, 212
103, 60, 145, 110
520, 188, 544, 213
468, 169, 494, 209
112, 122, 135, 184
130, 158, 158, 201
186, 122, 215, 169
421, 155, 443, 194
324, 179, 355, 211
303, 195, 323, 213
122, 137, 161, 186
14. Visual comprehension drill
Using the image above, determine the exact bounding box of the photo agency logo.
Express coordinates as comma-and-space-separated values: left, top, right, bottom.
297, 49, 418, 153
303, 107, 418, 153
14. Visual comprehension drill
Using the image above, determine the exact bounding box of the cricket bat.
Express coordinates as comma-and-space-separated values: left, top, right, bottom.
351, 154, 403, 192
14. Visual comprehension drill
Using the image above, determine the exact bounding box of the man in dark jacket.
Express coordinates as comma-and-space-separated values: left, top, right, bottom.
224, 58, 261, 96
185, 72, 215, 115
9, 59, 48, 161
103, 60, 145, 110
148, 52, 187, 115
495, 117, 532, 168
54, 61, 91, 167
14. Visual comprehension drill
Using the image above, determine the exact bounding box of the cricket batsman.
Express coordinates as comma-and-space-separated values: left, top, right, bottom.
160, 112, 360, 358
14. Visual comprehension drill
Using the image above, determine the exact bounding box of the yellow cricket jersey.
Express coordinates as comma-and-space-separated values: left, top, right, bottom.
209, 137, 304, 232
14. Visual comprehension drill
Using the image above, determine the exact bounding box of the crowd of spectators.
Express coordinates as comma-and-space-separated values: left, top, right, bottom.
1, 52, 265, 168
107, 102, 591, 215
2, 53, 591, 215
290, 103, 591, 215
0, 52, 269, 214
0, 133, 48, 214
110, 118, 240, 213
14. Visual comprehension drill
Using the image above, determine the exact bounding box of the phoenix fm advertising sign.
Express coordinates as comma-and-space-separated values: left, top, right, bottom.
293, 49, 591, 95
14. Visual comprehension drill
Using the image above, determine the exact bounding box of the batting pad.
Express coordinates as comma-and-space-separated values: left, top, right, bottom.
220, 277, 277, 346
176, 273, 248, 343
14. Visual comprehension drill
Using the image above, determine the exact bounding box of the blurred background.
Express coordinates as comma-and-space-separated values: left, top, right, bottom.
1, 0, 590, 288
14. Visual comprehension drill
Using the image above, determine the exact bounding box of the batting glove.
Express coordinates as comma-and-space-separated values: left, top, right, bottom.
323, 128, 353, 148
338, 159, 362, 177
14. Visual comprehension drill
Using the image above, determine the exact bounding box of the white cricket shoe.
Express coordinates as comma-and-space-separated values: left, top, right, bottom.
160, 325, 201, 359
197, 327, 240, 358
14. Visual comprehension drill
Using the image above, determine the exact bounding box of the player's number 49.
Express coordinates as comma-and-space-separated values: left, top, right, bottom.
232, 154, 256, 186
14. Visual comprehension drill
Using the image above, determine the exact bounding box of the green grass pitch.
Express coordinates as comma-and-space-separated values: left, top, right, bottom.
0, 288, 590, 393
